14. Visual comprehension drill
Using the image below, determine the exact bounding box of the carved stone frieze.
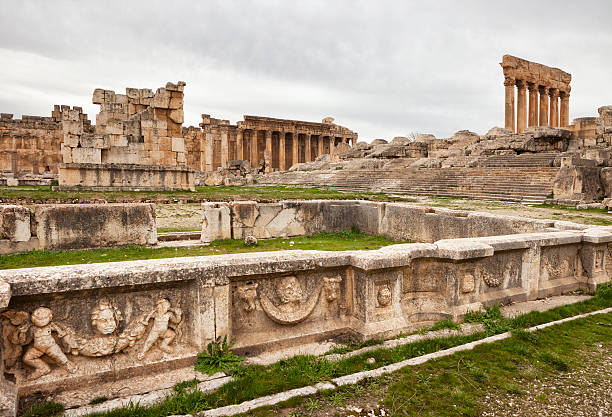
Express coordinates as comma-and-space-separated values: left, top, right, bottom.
1, 298, 183, 380
376, 285, 392, 307
260, 276, 322, 325
323, 276, 342, 302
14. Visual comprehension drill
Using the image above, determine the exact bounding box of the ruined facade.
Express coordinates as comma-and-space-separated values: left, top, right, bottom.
501, 55, 571, 133
58, 82, 195, 190
0, 82, 356, 188
0, 108, 92, 183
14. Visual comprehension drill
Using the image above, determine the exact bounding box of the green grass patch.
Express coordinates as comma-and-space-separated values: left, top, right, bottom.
0, 185, 416, 204
21, 401, 64, 417
0, 229, 404, 270
156, 227, 201, 233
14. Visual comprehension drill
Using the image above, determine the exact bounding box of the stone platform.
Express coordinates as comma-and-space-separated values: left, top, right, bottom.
1, 200, 611, 415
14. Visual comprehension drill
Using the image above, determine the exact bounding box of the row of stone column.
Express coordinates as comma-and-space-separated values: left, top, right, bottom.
235, 129, 354, 171
504, 78, 570, 133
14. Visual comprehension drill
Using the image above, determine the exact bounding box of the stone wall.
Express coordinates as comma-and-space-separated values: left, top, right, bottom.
1, 209, 610, 414
0, 203, 157, 253
202, 200, 556, 243
0, 107, 92, 179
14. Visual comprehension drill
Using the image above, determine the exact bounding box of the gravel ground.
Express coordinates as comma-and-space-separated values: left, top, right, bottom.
481, 344, 611, 417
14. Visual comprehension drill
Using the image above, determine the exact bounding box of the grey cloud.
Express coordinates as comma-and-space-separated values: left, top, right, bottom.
0, 0, 611, 140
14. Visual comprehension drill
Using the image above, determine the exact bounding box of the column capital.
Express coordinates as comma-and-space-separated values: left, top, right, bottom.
549, 88, 559, 98
560, 90, 570, 99
515, 79, 526, 89
538, 85, 549, 94
527, 81, 537, 92
503, 77, 516, 87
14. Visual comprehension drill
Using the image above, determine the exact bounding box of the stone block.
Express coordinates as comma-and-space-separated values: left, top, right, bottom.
62, 120, 83, 135
171, 137, 185, 152
35, 203, 157, 250
151, 88, 170, 108
169, 109, 184, 124
92, 88, 105, 104
71, 147, 102, 164
61, 144, 73, 163
0, 205, 31, 242
201, 202, 231, 242
63, 133, 80, 147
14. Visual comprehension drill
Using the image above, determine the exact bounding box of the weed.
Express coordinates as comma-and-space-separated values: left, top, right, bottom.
21, 401, 64, 417
89, 397, 109, 405
428, 319, 461, 332
195, 336, 245, 375
538, 352, 569, 372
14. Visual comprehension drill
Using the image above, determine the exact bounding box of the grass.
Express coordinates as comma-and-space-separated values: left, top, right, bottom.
69, 284, 611, 417
21, 401, 64, 417
0, 185, 416, 204
156, 227, 201, 233
0, 228, 403, 270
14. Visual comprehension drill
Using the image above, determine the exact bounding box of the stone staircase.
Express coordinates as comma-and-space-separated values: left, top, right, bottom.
259, 155, 561, 204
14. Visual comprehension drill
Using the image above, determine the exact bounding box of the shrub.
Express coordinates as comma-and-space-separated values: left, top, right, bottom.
195, 336, 245, 375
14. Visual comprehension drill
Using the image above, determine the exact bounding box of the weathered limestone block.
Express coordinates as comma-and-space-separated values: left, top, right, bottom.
553, 166, 603, 201
230, 201, 259, 239
600, 167, 612, 198
201, 202, 231, 243
171, 137, 185, 152
34, 203, 157, 250
0, 205, 31, 242
71, 147, 102, 164
169, 109, 184, 124
151, 88, 170, 108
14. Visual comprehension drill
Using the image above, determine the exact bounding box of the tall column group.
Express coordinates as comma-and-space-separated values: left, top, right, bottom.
222, 128, 354, 172
504, 77, 570, 133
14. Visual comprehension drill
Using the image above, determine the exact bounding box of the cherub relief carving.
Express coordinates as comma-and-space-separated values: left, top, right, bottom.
137, 298, 183, 360
23, 307, 77, 380
1, 298, 184, 380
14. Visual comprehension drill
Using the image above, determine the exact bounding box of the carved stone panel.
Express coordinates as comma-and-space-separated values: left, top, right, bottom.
2, 286, 193, 384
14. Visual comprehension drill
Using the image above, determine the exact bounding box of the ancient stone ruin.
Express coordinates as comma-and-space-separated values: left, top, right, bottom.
0, 82, 357, 189
500, 54, 571, 132
1, 199, 611, 416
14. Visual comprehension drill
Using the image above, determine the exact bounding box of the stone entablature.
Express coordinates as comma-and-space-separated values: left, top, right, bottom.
1, 200, 611, 415
501, 54, 572, 132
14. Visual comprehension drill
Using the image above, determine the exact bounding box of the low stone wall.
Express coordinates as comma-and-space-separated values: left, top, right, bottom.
1, 202, 611, 414
57, 163, 195, 191
0, 203, 157, 253
202, 200, 557, 243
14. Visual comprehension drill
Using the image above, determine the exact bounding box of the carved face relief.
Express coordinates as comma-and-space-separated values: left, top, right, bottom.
276, 276, 304, 305
31, 307, 52, 327
323, 276, 342, 302
377, 285, 392, 307
236, 283, 259, 312
91, 300, 121, 335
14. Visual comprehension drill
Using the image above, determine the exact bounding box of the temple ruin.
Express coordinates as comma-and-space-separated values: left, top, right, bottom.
501, 54, 571, 132
0, 82, 357, 189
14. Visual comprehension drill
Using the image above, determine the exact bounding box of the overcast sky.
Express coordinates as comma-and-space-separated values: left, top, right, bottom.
1, 0, 610, 141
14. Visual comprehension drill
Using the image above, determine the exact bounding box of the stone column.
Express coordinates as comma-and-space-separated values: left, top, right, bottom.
539, 86, 549, 126
528, 82, 538, 127
305, 134, 312, 162
279, 131, 286, 170
220, 127, 229, 168
560, 92, 570, 127
351, 137, 356, 147
205, 129, 213, 171
516, 80, 527, 133
292, 132, 299, 166
549, 88, 559, 128
250, 129, 258, 167
236, 129, 243, 160
318, 135, 324, 156
265, 130, 272, 173
504, 77, 515, 132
